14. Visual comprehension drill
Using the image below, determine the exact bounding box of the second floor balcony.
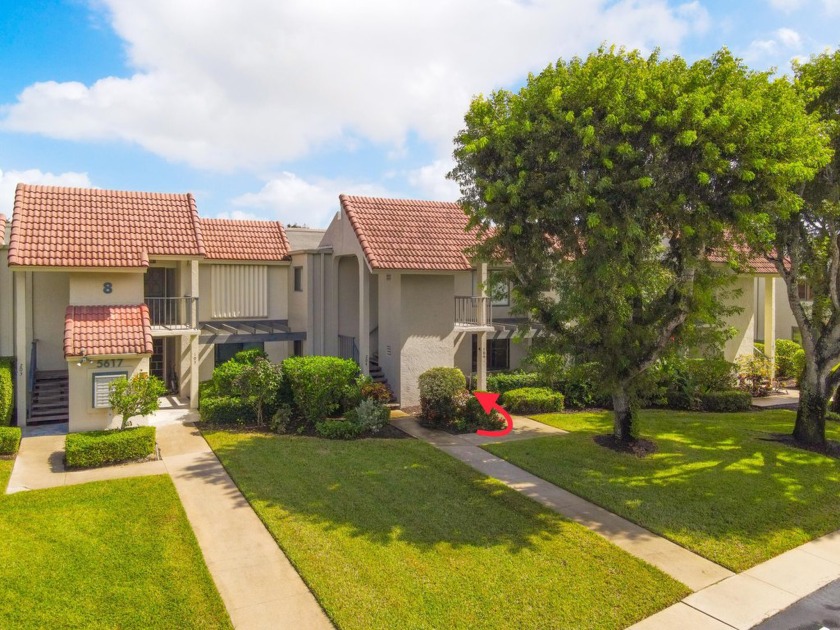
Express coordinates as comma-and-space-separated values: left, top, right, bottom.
454, 296, 494, 331
145, 296, 199, 332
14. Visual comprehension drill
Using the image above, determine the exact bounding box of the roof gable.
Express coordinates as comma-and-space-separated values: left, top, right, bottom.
200, 218, 291, 261
8, 184, 205, 268
339, 194, 477, 271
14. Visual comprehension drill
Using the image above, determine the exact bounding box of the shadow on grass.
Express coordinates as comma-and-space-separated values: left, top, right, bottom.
496, 409, 840, 568
198, 430, 569, 553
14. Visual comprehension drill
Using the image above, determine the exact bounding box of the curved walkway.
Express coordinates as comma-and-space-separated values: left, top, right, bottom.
7, 411, 332, 630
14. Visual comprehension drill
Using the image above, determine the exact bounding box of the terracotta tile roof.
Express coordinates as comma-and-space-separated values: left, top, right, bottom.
708, 249, 778, 274
200, 218, 291, 261
0, 214, 6, 248
340, 194, 478, 271
64, 305, 153, 357
9, 184, 205, 268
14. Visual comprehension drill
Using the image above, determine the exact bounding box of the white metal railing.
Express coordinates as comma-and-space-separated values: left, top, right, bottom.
454, 296, 492, 327
145, 297, 199, 329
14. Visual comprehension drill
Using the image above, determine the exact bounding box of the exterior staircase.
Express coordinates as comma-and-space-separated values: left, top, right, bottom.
369, 355, 398, 406
29, 370, 69, 425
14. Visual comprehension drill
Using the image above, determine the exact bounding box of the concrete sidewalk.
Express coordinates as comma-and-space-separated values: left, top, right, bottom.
392, 416, 733, 592
7, 413, 333, 630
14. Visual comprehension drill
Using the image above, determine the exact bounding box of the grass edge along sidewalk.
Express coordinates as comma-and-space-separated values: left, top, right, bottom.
205, 429, 688, 630
486, 409, 840, 572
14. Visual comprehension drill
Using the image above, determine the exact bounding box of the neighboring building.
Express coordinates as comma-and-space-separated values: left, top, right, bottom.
0, 185, 303, 431
0, 184, 788, 428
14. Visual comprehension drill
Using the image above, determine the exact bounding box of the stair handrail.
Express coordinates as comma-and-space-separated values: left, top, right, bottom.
27, 339, 37, 418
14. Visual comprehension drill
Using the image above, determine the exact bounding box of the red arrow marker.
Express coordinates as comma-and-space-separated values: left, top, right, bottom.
473, 391, 513, 437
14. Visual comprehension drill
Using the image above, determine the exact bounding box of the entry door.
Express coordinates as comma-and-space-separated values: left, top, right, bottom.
150, 338, 178, 393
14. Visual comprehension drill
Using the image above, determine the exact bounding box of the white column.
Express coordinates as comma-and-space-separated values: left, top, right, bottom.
358, 258, 370, 375
477, 263, 488, 391
14, 272, 27, 427
763, 276, 776, 382
191, 260, 201, 408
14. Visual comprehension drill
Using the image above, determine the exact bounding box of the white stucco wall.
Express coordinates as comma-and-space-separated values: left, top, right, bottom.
67, 355, 151, 432
33, 272, 71, 370
399, 274, 457, 407
69, 272, 143, 306
723, 275, 756, 362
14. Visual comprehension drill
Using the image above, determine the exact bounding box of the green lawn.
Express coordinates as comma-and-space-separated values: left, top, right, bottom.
0, 458, 13, 492
485, 409, 840, 571
0, 475, 231, 629
204, 430, 688, 630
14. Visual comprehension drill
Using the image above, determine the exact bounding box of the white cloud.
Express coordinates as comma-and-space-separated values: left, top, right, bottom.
408, 159, 460, 201
768, 0, 806, 11
232, 172, 392, 227
2, 0, 707, 171
824, 0, 840, 13
213, 209, 260, 221
776, 27, 802, 48
0, 168, 93, 216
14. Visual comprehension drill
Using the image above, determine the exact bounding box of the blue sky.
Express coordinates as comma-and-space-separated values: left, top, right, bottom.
0, 0, 837, 227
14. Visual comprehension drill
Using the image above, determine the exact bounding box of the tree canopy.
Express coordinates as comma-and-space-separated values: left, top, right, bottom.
451, 47, 829, 442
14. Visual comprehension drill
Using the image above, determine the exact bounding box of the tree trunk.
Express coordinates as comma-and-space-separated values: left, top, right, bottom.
612, 385, 636, 443
794, 366, 827, 447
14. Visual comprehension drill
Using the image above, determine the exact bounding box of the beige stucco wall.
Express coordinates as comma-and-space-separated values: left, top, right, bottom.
198, 262, 289, 322
67, 355, 151, 432
69, 272, 143, 306
337, 256, 360, 338
399, 274, 457, 407
723, 275, 756, 362
33, 272, 71, 370
0, 237, 14, 357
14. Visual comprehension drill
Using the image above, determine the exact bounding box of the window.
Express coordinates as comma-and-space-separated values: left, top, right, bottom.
294, 266, 303, 292
471, 336, 511, 372
293, 339, 303, 356
798, 282, 813, 301
488, 339, 510, 371
92, 372, 128, 408
488, 271, 510, 306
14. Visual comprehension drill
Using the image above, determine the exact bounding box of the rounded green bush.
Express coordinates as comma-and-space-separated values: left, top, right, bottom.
699, 390, 752, 412
774, 339, 802, 379
0, 357, 14, 427
792, 348, 806, 386
418, 367, 466, 426
315, 419, 363, 439
199, 396, 255, 425
0, 426, 21, 455
65, 426, 156, 468
502, 387, 565, 414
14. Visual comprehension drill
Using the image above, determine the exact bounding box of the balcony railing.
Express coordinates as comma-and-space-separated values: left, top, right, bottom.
145, 297, 199, 330
454, 296, 493, 328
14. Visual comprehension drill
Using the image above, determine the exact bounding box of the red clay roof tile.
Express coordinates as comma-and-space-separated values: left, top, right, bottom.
9, 184, 205, 268
340, 195, 477, 271
64, 304, 153, 357
200, 218, 290, 261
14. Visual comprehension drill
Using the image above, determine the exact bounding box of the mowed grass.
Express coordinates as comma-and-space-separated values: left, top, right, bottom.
0, 475, 231, 629
204, 430, 688, 630
486, 409, 840, 571
0, 458, 13, 492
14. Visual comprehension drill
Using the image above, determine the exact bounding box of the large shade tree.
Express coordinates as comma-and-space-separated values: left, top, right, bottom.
450, 48, 828, 443
766, 49, 840, 447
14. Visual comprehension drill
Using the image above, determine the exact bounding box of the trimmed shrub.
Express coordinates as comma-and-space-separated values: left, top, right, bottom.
665, 389, 695, 411
0, 426, 21, 455
199, 396, 255, 425
0, 357, 13, 427
503, 387, 565, 414
526, 352, 567, 389
316, 419, 362, 440
360, 380, 393, 404
558, 362, 607, 409
826, 410, 840, 423
210, 359, 250, 393
451, 392, 506, 433
775, 339, 802, 379
346, 398, 390, 435
793, 348, 806, 386
687, 359, 737, 393
700, 390, 752, 412
486, 371, 542, 394
282, 356, 360, 425
65, 426, 156, 468
418, 367, 467, 426
234, 358, 283, 426
231, 348, 268, 364
109, 372, 166, 429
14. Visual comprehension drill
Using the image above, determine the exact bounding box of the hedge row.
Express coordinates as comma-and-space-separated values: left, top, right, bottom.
0, 357, 13, 427
65, 426, 156, 468
502, 387, 565, 414
0, 426, 21, 455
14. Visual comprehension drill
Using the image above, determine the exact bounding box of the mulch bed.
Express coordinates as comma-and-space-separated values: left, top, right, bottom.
759, 433, 840, 459
593, 434, 658, 458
